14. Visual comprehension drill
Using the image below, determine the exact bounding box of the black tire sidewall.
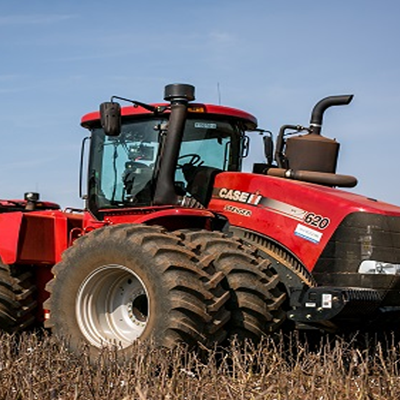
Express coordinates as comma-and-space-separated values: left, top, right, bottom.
50, 233, 172, 358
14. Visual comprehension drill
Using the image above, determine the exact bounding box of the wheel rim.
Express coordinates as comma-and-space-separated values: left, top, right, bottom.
76, 264, 150, 349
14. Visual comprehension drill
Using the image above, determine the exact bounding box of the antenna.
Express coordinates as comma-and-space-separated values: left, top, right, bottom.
217, 82, 221, 105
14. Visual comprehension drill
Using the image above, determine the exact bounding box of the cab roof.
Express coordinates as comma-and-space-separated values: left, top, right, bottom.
81, 103, 258, 130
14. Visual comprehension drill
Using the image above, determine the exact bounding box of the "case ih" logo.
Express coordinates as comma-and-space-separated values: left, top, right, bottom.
217, 188, 262, 205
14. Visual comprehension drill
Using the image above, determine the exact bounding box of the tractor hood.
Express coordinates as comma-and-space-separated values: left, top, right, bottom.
208, 172, 400, 270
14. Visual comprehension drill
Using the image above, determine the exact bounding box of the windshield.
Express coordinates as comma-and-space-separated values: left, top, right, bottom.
87, 116, 243, 212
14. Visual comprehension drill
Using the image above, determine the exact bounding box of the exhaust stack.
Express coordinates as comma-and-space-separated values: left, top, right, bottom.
284, 95, 354, 174
153, 84, 195, 205
310, 95, 354, 136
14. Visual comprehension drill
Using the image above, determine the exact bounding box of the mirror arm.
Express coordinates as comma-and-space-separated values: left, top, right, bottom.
111, 96, 168, 114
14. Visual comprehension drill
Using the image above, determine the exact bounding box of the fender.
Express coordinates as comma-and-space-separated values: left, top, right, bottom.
95, 206, 225, 231
0, 212, 23, 264
0, 210, 84, 265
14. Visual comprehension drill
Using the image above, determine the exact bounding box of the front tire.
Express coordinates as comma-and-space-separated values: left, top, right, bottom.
44, 224, 229, 360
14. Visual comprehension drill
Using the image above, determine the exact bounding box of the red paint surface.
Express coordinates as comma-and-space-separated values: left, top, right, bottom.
81, 103, 257, 129
208, 172, 400, 271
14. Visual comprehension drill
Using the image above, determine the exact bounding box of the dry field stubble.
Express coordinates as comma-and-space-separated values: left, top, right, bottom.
0, 331, 400, 399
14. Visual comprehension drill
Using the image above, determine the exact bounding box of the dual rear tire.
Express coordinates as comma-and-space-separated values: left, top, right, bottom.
44, 225, 287, 360
44, 224, 230, 359
0, 262, 37, 333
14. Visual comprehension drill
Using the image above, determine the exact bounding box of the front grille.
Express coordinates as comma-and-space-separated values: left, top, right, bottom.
312, 212, 400, 296
315, 212, 400, 275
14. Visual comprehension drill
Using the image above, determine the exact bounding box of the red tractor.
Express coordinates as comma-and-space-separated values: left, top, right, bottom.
1, 83, 400, 360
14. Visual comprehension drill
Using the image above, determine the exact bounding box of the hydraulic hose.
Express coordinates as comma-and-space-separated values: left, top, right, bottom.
274, 124, 303, 168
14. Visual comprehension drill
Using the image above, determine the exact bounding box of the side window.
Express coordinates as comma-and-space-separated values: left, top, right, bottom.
94, 119, 163, 207
101, 141, 127, 202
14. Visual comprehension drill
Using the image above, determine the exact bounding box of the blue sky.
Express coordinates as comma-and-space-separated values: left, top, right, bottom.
1, 1, 400, 208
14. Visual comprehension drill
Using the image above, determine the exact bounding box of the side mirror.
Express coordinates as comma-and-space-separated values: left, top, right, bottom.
263, 134, 274, 166
100, 102, 121, 136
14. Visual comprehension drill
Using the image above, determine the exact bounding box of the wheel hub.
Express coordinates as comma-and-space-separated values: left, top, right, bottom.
76, 264, 150, 349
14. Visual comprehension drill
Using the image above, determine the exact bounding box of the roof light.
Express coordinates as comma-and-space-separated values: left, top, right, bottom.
188, 105, 206, 113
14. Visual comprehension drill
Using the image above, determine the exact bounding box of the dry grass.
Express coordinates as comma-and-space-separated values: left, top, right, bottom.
0, 331, 400, 399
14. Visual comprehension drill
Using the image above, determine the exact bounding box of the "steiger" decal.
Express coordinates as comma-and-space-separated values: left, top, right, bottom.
213, 187, 330, 232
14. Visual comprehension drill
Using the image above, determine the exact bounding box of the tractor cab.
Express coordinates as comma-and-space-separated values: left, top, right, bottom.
81, 84, 257, 219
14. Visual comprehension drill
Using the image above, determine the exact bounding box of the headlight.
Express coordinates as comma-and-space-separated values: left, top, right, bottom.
358, 260, 400, 275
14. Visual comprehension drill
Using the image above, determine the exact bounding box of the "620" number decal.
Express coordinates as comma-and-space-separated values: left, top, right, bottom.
304, 212, 330, 229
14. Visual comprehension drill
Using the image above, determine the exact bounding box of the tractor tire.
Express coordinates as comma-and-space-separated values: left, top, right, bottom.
178, 230, 287, 342
0, 261, 37, 333
44, 224, 230, 361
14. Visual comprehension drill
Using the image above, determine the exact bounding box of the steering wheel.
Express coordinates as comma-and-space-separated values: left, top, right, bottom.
176, 153, 203, 169
123, 161, 154, 200
123, 161, 153, 187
